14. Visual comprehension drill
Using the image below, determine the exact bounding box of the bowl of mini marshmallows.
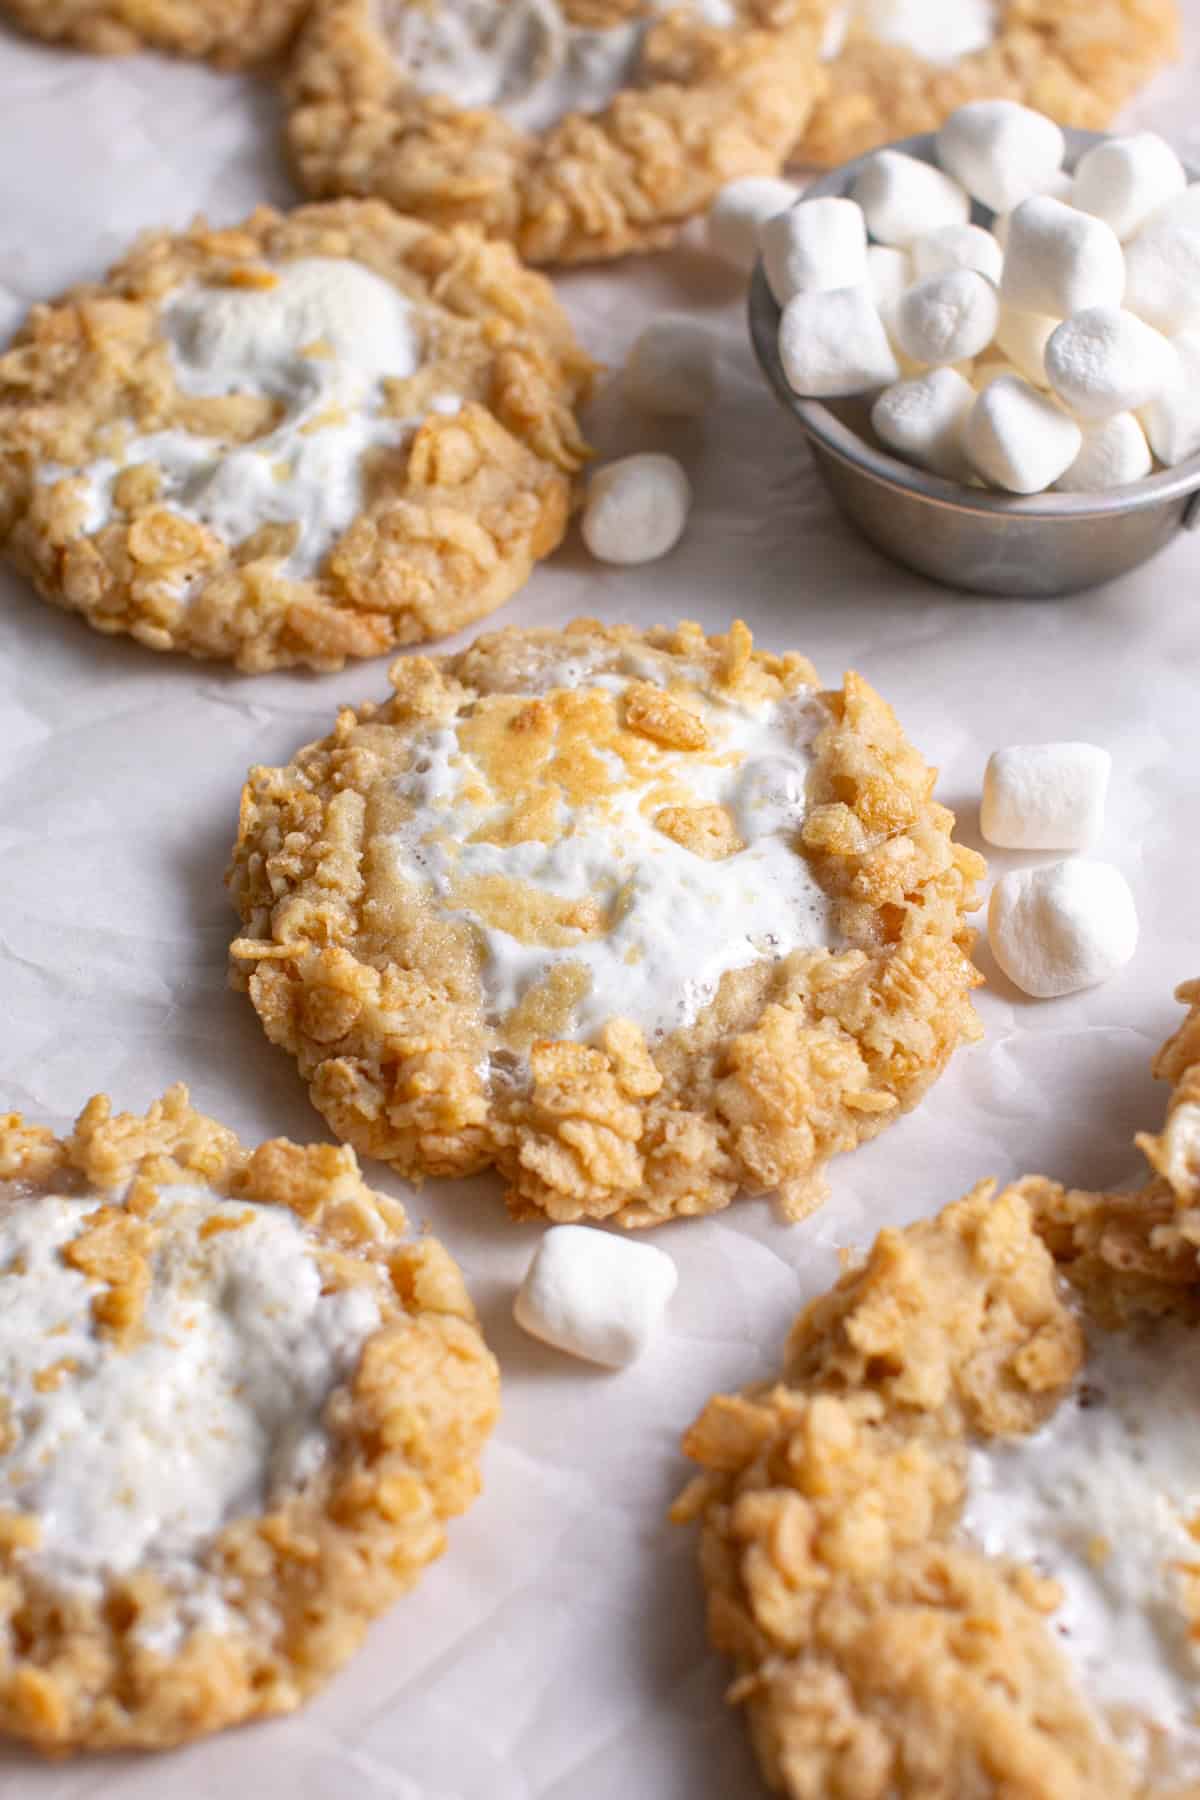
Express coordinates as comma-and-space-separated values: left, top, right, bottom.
743, 108, 1200, 597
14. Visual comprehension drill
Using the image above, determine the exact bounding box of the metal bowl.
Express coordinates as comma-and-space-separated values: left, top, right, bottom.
748, 128, 1200, 597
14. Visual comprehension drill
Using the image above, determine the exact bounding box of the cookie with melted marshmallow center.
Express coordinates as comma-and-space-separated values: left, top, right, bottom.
285, 0, 829, 265
0, 200, 593, 673
0, 1086, 498, 1755
0, 0, 307, 64
676, 976, 1200, 1799
229, 619, 985, 1228
800, 0, 1179, 167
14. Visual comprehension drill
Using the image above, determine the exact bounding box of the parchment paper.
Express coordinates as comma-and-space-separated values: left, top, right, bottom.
1, 14, 1199, 1794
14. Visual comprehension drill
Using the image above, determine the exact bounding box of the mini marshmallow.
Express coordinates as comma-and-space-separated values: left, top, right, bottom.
992, 168, 1073, 250
1072, 132, 1186, 242
893, 268, 999, 366
851, 149, 969, 247
964, 374, 1083, 493
1043, 306, 1175, 421
513, 1226, 678, 1368
1123, 217, 1200, 336
866, 244, 912, 318
866, 245, 920, 373
1055, 413, 1153, 491
622, 316, 717, 417
1152, 182, 1200, 233
1001, 196, 1125, 318
911, 222, 1003, 284
988, 860, 1138, 999
706, 176, 800, 270
1140, 328, 1200, 465
778, 285, 899, 397
937, 100, 1065, 215
759, 196, 867, 304
981, 741, 1111, 850
871, 367, 975, 478
582, 454, 691, 564
993, 307, 1056, 386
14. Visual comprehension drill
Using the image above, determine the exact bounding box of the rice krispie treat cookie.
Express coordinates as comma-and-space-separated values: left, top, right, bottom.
284, 0, 829, 265
0, 201, 593, 673
229, 619, 985, 1228
800, 0, 1180, 166
675, 979, 1200, 1798
0, 0, 308, 66
0, 1085, 499, 1754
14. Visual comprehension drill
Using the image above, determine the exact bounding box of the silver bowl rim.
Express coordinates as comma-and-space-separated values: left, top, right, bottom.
749, 127, 1200, 522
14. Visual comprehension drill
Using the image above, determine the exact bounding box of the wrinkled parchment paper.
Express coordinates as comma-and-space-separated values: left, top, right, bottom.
2, 15, 1200, 1795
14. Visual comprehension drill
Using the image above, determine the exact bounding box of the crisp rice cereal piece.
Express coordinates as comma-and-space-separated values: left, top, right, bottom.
0, 1086, 499, 1756
284, 0, 829, 266
227, 619, 985, 1229
0, 0, 307, 66
0, 200, 594, 674
675, 981, 1200, 1798
798, 0, 1180, 169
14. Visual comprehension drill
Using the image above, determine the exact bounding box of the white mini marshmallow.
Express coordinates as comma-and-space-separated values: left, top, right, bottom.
622, 316, 717, 417
1123, 217, 1200, 336
981, 741, 1111, 849
852, 149, 969, 247
993, 306, 1056, 386
582, 454, 691, 564
893, 268, 999, 366
778, 285, 900, 397
1151, 181, 1200, 233
867, 247, 922, 375
706, 176, 800, 270
988, 860, 1138, 999
965, 374, 1083, 493
1140, 328, 1200, 465
1043, 306, 1175, 420
1072, 132, 1186, 241
937, 100, 1065, 214
513, 1226, 678, 1368
759, 197, 867, 304
1001, 196, 1125, 317
1055, 412, 1153, 491
871, 367, 975, 478
866, 244, 912, 319
992, 168, 1073, 250
912, 222, 1004, 284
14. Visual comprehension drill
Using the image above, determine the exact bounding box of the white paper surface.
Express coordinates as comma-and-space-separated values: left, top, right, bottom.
1, 13, 1199, 1794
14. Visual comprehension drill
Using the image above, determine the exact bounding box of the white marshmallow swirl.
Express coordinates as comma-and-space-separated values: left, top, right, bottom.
963, 1317, 1200, 1778
384, 655, 838, 1046
821, 0, 996, 66
46, 257, 430, 582
0, 1184, 381, 1648
382, 0, 736, 135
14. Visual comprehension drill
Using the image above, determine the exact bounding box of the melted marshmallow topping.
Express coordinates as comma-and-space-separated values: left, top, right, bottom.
963, 1317, 1200, 1777
1161, 1102, 1200, 1197
386, 649, 837, 1046
822, 0, 996, 64
0, 1184, 380, 1647
382, 0, 737, 135
53, 257, 446, 580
